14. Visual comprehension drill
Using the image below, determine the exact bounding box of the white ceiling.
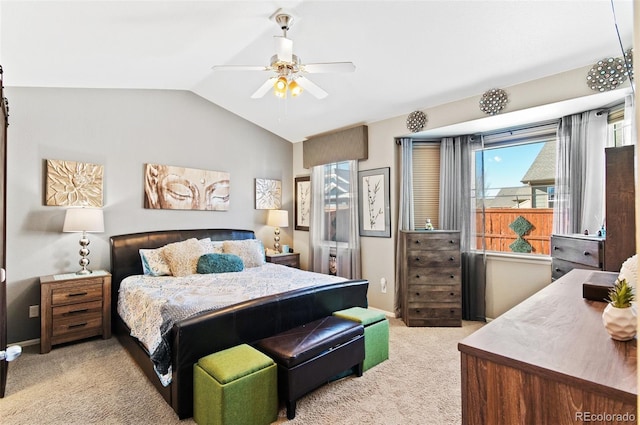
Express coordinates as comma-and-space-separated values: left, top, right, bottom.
0, 0, 635, 142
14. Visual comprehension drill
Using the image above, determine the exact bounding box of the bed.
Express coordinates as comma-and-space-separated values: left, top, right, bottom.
110, 228, 369, 419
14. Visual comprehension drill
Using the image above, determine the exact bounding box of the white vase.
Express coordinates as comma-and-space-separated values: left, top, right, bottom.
602, 303, 637, 341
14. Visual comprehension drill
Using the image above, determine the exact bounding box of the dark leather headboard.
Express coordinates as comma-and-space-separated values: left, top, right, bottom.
109, 228, 255, 316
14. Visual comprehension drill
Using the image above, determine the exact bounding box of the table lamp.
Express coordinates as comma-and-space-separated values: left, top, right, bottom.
267, 209, 288, 252
63, 207, 104, 275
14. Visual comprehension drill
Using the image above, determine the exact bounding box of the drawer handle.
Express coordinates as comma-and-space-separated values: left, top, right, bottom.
583, 251, 590, 256
450, 292, 454, 296
449, 240, 455, 244
67, 292, 88, 297
65, 308, 88, 316
414, 240, 420, 244
415, 292, 420, 296
449, 257, 455, 261
554, 268, 562, 272
450, 274, 455, 279
68, 322, 88, 329
450, 309, 455, 314
415, 274, 421, 279
415, 258, 421, 262
553, 246, 559, 250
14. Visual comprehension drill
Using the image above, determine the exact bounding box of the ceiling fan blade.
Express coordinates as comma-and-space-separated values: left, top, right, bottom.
274, 36, 293, 63
295, 76, 328, 99
212, 65, 269, 72
303, 62, 356, 73
250, 77, 277, 99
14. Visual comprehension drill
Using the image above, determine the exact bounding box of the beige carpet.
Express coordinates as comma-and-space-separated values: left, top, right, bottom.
0, 318, 483, 425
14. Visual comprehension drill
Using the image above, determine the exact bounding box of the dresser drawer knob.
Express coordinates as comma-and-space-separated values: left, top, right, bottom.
554, 268, 562, 272
553, 246, 559, 250
415, 292, 420, 297
583, 251, 590, 256
68, 292, 88, 298
449, 257, 455, 261
414, 240, 420, 244
449, 240, 455, 244
415, 258, 421, 262
450, 292, 454, 296
415, 274, 420, 279
450, 274, 455, 279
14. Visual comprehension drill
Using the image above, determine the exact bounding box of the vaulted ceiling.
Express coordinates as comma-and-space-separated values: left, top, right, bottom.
1, 1, 634, 142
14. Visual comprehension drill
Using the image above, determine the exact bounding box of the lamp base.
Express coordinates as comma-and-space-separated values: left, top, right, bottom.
76, 268, 92, 275
76, 233, 93, 275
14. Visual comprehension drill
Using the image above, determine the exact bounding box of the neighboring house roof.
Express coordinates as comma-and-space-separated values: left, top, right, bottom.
483, 186, 532, 208
521, 141, 556, 185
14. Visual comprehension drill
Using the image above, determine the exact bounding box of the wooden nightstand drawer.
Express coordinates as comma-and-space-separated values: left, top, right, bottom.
40, 271, 111, 353
51, 282, 103, 305
266, 253, 300, 269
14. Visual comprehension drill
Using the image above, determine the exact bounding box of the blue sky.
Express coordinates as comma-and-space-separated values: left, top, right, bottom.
481, 143, 544, 196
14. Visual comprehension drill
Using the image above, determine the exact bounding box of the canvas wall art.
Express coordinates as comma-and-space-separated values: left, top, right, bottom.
295, 176, 310, 230
45, 159, 104, 207
255, 178, 282, 209
358, 167, 391, 237
144, 163, 230, 211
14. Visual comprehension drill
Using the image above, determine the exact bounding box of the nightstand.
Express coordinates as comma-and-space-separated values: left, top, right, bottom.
266, 252, 300, 269
40, 270, 111, 354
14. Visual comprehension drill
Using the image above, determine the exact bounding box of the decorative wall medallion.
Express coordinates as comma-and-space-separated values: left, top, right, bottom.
479, 89, 508, 115
623, 48, 634, 82
45, 159, 104, 207
406, 111, 427, 133
586, 57, 628, 92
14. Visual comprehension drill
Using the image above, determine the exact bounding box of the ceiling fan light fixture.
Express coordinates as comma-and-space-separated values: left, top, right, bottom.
288, 80, 303, 97
274, 76, 288, 91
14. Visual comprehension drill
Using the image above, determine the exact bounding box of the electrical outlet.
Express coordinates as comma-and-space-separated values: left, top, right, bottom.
29, 305, 39, 318
380, 277, 387, 293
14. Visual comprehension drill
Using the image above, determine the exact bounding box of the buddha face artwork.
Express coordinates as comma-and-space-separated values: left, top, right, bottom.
144, 163, 230, 211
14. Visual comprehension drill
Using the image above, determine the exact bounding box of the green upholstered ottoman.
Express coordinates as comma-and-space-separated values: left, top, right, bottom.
333, 307, 389, 371
193, 344, 277, 425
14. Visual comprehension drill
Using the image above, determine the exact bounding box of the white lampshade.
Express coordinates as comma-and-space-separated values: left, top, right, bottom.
63, 207, 105, 233
267, 210, 289, 228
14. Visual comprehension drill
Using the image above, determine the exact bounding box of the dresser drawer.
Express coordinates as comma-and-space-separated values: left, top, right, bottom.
550, 236, 603, 268
407, 285, 460, 303
51, 281, 103, 306
552, 258, 601, 280
406, 306, 461, 327
52, 312, 103, 338
407, 267, 460, 285
404, 232, 460, 251
407, 251, 460, 268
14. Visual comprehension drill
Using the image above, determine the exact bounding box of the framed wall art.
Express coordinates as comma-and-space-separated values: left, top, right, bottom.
144, 163, 230, 211
358, 167, 391, 237
295, 176, 310, 231
255, 178, 281, 209
45, 159, 104, 207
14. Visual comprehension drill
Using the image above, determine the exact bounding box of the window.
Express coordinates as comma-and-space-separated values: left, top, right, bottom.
473, 139, 556, 255
321, 161, 352, 243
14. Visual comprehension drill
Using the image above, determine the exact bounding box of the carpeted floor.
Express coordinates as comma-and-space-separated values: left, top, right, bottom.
0, 318, 483, 424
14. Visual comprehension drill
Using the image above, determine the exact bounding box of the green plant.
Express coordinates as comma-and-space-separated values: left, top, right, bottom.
606, 278, 635, 308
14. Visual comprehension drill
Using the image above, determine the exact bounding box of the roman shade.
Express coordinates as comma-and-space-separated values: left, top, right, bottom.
303, 125, 368, 168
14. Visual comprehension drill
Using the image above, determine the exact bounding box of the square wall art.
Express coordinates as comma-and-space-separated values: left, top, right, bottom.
45, 159, 104, 207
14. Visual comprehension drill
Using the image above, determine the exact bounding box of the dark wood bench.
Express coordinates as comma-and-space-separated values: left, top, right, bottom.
255, 316, 365, 419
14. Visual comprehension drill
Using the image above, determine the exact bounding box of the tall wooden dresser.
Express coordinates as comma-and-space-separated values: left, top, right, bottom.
399, 230, 461, 327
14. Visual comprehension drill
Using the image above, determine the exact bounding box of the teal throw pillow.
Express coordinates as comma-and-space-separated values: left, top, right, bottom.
197, 253, 244, 274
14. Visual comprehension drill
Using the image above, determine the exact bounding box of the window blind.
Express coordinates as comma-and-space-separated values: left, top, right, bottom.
412, 143, 440, 230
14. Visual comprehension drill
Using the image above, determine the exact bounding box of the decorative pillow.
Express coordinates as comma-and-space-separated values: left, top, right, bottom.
139, 248, 171, 276
618, 254, 637, 289
222, 239, 265, 268
197, 253, 245, 274
200, 238, 224, 254
162, 238, 205, 277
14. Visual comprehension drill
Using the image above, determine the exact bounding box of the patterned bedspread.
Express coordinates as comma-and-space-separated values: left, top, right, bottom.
117, 263, 346, 386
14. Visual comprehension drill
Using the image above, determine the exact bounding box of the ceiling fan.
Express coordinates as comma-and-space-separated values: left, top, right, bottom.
211, 10, 355, 100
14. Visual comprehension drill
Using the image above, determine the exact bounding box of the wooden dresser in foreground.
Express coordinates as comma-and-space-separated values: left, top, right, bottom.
399, 230, 461, 327
458, 269, 636, 425
40, 271, 111, 354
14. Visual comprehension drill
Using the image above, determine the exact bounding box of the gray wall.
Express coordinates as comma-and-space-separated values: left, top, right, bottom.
5, 87, 293, 343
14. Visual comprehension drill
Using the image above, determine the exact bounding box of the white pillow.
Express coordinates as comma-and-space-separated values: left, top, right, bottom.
162, 238, 205, 277
618, 254, 637, 289
222, 239, 265, 268
139, 248, 171, 276
200, 238, 224, 254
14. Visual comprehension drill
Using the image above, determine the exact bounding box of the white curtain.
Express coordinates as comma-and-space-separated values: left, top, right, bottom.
394, 138, 413, 316
554, 111, 608, 235
309, 160, 361, 279
623, 94, 636, 146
